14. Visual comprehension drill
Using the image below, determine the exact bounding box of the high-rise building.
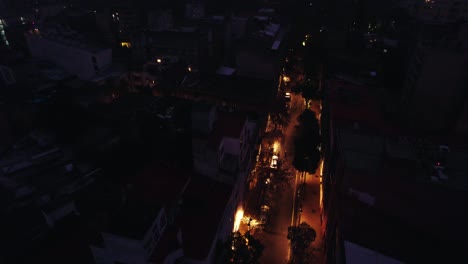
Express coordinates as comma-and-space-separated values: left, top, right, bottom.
418, 0, 468, 24
401, 22, 468, 132
25, 24, 112, 80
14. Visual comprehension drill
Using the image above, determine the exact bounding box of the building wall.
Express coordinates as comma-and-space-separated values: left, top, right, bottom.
148, 10, 173, 31
92, 208, 167, 264
403, 46, 467, 131
143, 209, 168, 257
221, 137, 241, 156
93, 233, 147, 264
0, 65, 15, 87
192, 138, 219, 177
417, 0, 468, 24
26, 33, 112, 80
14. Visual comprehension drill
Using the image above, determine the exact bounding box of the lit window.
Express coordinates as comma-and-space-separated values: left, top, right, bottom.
120, 42, 131, 48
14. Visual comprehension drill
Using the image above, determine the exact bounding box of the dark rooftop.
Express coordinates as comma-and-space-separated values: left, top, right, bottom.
208, 112, 246, 148
109, 161, 191, 239
180, 175, 232, 260
328, 79, 403, 135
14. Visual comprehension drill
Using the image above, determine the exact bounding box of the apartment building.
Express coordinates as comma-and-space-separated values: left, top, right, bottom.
25, 24, 112, 80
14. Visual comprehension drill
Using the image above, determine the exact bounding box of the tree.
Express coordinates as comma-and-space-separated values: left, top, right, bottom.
217, 231, 264, 264
255, 163, 295, 189
293, 141, 321, 174
293, 110, 321, 174
292, 79, 321, 106
298, 109, 320, 133
270, 98, 289, 129
287, 222, 317, 263
272, 164, 295, 188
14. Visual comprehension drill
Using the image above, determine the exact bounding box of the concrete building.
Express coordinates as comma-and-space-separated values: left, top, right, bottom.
401, 22, 468, 132
131, 28, 209, 67
86, 158, 240, 264
191, 103, 258, 206
235, 15, 289, 81
89, 162, 191, 264
0, 130, 101, 262
322, 79, 468, 263
25, 24, 112, 80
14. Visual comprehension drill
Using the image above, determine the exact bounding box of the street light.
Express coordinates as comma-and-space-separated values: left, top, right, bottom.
302, 41, 306, 47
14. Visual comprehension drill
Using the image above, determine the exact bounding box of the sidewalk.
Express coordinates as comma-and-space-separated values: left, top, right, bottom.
296, 169, 324, 262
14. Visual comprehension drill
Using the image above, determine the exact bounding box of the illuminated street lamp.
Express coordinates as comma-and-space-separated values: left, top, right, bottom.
156, 58, 162, 63
302, 41, 306, 47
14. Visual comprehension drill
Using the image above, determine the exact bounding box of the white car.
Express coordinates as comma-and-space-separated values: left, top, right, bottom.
270, 155, 279, 169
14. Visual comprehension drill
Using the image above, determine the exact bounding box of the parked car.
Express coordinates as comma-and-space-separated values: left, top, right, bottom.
270, 155, 279, 169
259, 205, 270, 224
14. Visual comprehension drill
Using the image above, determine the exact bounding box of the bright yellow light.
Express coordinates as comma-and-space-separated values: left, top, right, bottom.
156, 58, 162, 63
188, 66, 192, 72
319, 159, 324, 209
273, 141, 280, 153
120, 42, 131, 48
320, 159, 324, 176
283, 76, 290, 82
302, 41, 306, 47
233, 207, 244, 232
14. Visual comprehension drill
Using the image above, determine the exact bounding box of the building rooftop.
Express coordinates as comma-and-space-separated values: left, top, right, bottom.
187, 74, 275, 113
27, 24, 107, 53
106, 160, 190, 240
216, 66, 236, 76
180, 175, 232, 260
330, 78, 468, 261
344, 241, 402, 264
0, 130, 100, 212
208, 112, 246, 148
328, 79, 404, 135
149, 217, 181, 262
23, 215, 97, 264
338, 149, 468, 261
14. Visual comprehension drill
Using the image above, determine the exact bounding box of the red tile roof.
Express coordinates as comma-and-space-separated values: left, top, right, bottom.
180, 176, 233, 260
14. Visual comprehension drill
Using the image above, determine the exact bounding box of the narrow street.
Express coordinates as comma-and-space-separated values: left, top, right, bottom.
240, 39, 324, 263
255, 93, 304, 264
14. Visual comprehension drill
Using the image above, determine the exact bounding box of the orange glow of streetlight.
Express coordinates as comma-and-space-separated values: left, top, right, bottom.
273, 141, 280, 153
233, 207, 244, 232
